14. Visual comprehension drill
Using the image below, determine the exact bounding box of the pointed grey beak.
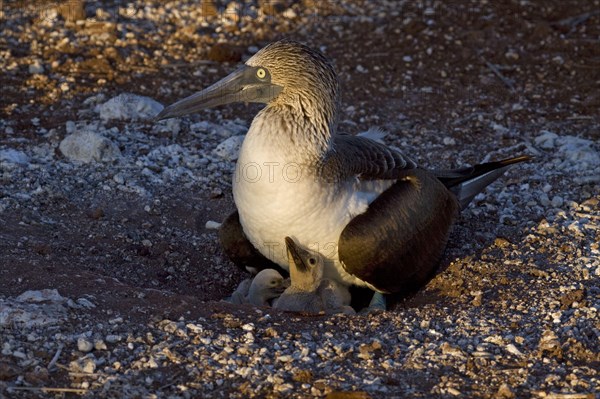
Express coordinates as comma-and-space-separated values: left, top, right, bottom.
285, 236, 311, 273
155, 65, 283, 121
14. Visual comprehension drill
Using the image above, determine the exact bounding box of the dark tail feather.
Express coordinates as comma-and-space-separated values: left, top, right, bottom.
434, 155, 531, 209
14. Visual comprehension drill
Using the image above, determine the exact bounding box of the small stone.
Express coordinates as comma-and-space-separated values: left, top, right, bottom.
70, 356, 96, 374
471, 291, 483, 306
28, 59, 44, 74
274, 383, 293, 393
539, 193, 551, 207
505, 344, 524, 357
283, 8, 297, 19
96, 93, 164, 122
12, 351, 27, 360
105, 334, 121, 344
494, 238, 510, 248
205, 220, 222, 230
82, 358, 96, 374
113, 174, 125, 184
16, 289, 65, 304
495, 383, 515, 399
59, 131, 121, 163
534, 131, 558, 149
551, 196, 564, 208
0, 149, 29, 165
292, 369, 313, 383
186, 324, 203, 334
559, 289, 585, 310
542, 184, 552, 193
210, 188, 223, 198
94, 340, 108, 351
77, 338, 94, 353
214, 135, 245, 161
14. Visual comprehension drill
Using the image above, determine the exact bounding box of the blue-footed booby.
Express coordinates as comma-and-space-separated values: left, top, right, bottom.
156, 39, 530, 300
274, 237, 355, 315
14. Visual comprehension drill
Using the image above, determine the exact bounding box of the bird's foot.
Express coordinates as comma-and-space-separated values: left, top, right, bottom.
360, 292, 387, 314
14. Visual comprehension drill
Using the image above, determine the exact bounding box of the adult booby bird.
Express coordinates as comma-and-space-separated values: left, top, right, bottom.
274, 237, 355, 314
156, 40, 529, 301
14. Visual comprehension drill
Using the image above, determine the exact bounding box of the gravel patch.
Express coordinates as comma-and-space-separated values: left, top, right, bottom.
1, 1, 598, 398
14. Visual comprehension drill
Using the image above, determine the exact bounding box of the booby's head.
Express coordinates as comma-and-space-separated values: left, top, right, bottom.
285, 236, 323, 292
155, 40, 339, 129
247, 268, 287, 306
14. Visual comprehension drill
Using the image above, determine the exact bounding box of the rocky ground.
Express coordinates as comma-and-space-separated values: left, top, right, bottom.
1, 0, 599, 398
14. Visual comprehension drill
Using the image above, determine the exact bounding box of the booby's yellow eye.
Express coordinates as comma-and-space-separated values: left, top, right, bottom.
256, 68, 266, 79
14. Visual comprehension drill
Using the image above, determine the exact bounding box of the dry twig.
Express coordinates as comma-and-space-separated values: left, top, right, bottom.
483, 59, 515, 91
47, 343, 64, 371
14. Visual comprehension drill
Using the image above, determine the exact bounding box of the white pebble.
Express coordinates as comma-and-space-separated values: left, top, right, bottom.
283, 8, 296, 18
94, 340, 107, 350
205, 220, 222, 230
16, 289, 65, 303
97, 93, 164, 122
213, 135, 245, 161
505, 343, 524, 357
59, 131, 120, 163
0, 149, 29, 165
534, 130, 558, 149
77, 338, 94, 353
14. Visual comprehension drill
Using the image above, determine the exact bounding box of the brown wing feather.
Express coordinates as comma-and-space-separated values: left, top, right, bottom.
317, 133, 416, 182
338, 169, 459, 294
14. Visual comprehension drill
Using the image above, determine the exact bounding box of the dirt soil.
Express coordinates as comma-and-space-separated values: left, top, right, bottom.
1, 1, 599, 398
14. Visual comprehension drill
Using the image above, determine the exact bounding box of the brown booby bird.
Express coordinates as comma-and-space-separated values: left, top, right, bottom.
156, 40, 530, 309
